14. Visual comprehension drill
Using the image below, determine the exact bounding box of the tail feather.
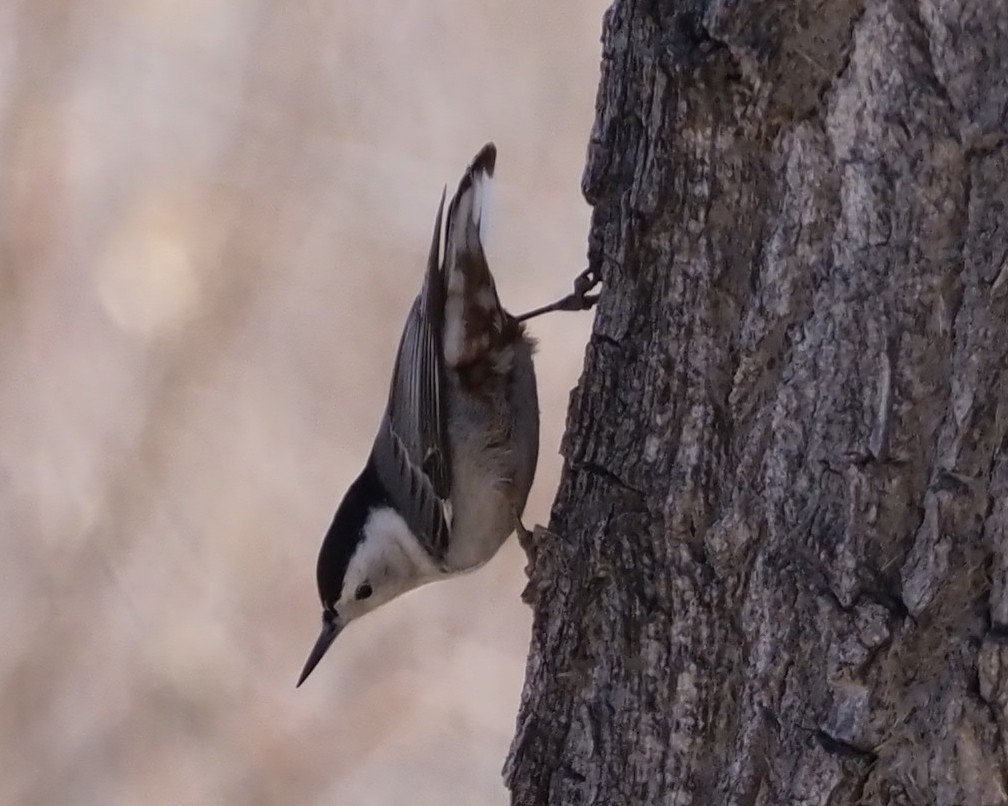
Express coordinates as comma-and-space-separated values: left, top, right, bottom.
441, 143, 512, 376
445, 142, 496, 268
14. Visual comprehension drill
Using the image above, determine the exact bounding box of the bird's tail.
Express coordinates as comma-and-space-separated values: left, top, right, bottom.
441, 143, 512, 373
446, 142, 495, 255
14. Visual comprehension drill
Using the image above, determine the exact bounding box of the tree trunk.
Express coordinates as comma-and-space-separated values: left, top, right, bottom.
505, 1, 1008, 804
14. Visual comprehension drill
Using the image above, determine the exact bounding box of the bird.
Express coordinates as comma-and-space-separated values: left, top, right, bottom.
297, 143, 600, 687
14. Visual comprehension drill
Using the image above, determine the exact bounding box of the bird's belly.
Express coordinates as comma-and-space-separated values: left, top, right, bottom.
442, 339, 539, 572
443, 461, 519, 571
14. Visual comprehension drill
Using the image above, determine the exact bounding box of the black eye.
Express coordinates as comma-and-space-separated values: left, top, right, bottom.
355, 583, 373, 600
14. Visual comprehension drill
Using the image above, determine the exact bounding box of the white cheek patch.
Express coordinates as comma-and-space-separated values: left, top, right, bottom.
341, 508, 440, 611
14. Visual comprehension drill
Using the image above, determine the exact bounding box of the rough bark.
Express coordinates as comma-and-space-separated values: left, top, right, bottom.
506, 1, 1008, 804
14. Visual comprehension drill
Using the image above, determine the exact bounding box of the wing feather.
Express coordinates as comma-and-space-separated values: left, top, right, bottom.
371, 190, 452, 559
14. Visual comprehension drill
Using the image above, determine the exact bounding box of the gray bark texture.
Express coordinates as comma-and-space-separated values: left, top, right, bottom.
505, 1, 1008, 804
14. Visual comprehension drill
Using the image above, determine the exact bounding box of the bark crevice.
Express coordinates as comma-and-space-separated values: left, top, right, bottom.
507, 1, 1008, 804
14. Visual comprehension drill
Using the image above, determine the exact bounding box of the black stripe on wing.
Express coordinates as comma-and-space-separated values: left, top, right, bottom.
372, 419, 450, 559
371, 189, 451, 559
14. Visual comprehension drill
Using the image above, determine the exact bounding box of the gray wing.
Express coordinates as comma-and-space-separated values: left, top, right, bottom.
371, 189, 452, 559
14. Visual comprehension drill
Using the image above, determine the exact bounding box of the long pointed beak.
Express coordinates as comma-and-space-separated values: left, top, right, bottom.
297, 616, 341, 687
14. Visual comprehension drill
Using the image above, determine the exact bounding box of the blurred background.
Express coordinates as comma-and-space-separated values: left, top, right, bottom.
0, 2, 606, 804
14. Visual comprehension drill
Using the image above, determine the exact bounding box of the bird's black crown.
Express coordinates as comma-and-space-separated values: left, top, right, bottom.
316, 460, 391, 606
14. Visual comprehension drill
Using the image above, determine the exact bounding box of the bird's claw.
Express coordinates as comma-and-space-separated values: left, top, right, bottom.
572, 266, 601, 300
556, 266, 602, 312
513, 510, 540, 554
515, 266, 603, 322
513, 511, 531, 542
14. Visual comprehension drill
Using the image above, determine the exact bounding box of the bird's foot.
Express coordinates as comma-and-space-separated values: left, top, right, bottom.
516, 267, 602, 322
513, 510, 538, 554
513, 510, 532, 541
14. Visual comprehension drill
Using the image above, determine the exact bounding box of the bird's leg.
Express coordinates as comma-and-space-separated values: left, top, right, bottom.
516, 266, 602, 323
513, 509, 535, 553
513, 510, 531, 541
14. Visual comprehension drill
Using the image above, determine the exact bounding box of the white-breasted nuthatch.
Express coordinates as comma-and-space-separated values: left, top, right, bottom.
297, 144, 599, 686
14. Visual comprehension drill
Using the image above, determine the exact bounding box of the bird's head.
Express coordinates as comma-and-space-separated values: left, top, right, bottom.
297, 463, 436, 686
